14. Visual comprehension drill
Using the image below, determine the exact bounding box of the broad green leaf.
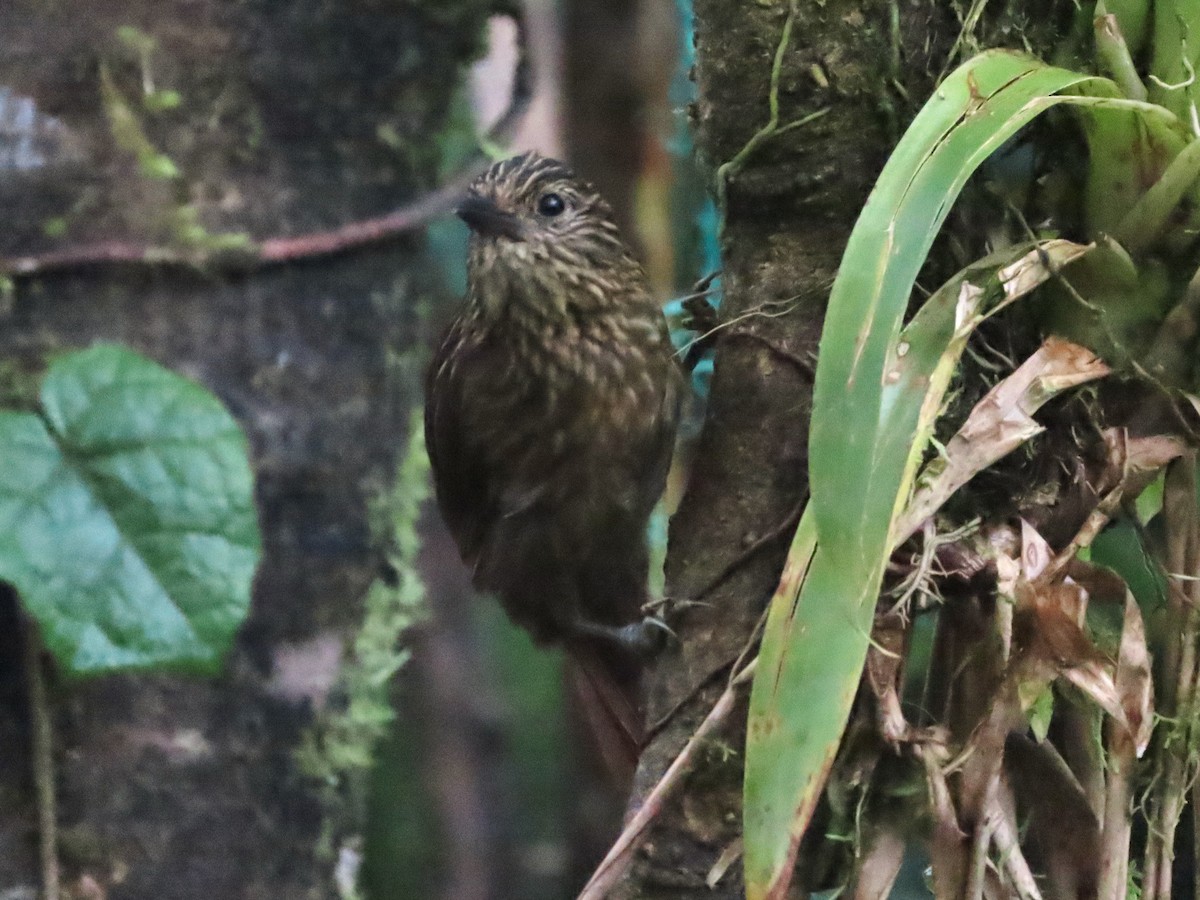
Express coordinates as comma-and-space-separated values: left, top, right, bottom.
745, 51, 1108, 899
809, 54, 1102, 557
1035, 236, 1172, 370
1072, 78, 1187, 237
1149, 0, 1200, 124
1091, 519, 1170, 614
1035, 86, 1197, 372
0, 345, 260, 675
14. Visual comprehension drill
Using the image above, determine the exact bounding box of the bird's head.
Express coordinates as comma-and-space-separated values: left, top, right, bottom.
457, 154, 641, 319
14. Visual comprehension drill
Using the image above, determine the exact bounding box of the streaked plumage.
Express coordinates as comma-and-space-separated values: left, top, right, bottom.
426, 154, 681, 659
425, 155, 682, 740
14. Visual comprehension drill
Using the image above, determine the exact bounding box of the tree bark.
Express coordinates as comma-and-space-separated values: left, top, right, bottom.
611, 1, 1076, 896
0, 2, 491, 897
615, 4, 897, 895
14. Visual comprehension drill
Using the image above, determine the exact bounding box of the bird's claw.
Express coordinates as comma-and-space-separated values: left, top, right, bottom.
617, 616, 676, 659
641, 595, 711, 618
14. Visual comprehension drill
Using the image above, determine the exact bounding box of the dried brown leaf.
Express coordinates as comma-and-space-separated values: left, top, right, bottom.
705, 838, 743, 888
1021, 580, 1125, 729
997, 240, 1091, 299
896, 340, 1109, 543
847, 829, 906, 900
1113, 431, 1187, 480
866, 612, 909, 743
1020, 520, 1053, 581
919, 743, 970, 897
1014, 523, 1135, 736
1006, 733, 1101, 897
1064, 559, 1130, 608
1114, 590, 1153, 756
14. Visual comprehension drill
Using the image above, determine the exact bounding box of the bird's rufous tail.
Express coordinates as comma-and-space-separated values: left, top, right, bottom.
563, 640, 645, 792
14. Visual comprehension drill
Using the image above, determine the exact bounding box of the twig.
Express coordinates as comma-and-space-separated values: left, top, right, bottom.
643, 659, 732, 744
1099, 714, 1134, 900
644, 605, 769, 743
584, 604, 771, 893
1, 4, 533, 280
991, 788, 1043, 900
672, 297, 799, 365
887, 518, 941, 616
725, 330, 815, 380
964, 775, 997, 900
711, 0, 829, 231
3, 172, 477, 276
713, 0, 795, 220
1036, 484, 1124, 587
577, 658, 758, 899
639, 494, 804, 769
22, 616, 58, 900
1142, 456, 1200, 899
938, 0, 991, 84
1148, 54, 1197, 91
690, 491, 807, 605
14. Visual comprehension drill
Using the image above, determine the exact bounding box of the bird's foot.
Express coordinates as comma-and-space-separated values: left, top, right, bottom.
618, 616, 675, 658
569, 616, 675, 659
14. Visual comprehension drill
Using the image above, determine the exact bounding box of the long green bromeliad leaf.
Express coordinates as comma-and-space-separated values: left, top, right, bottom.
744, 51, 1112, 899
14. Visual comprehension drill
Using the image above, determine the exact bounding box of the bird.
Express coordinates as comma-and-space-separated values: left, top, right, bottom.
425, 152, 682, 773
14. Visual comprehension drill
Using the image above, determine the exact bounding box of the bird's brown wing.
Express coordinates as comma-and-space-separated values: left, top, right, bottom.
425, 322, 492, 568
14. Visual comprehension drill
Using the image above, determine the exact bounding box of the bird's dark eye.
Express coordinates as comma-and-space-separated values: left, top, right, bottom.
536, 192, 566, 217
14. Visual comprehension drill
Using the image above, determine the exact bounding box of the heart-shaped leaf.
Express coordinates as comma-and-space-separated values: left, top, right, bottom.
0, 345, 260, 675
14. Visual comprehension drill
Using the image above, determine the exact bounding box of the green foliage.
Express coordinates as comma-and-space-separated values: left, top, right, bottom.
41, 217, 68, 239
0, 356, 41, 410
743, 53, 1099, 898
297, 410, 429, 896
99, 63, 179, 181
0, 345, 259, 675
143, 89, 182, 113
1091, 518, 1170, 613
114, 25, 183, 114
115, 25, 158, 57
345, 413, 431, 754
744, 0, 1200, 891
1147, 0, 1200, 123
168, 204, 253, 256
98, 53, 253, 257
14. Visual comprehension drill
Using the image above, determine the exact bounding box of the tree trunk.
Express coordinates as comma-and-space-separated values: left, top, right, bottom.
615, 4, 897, 894
614, 1, 1073, 896
0, 2, 490, 897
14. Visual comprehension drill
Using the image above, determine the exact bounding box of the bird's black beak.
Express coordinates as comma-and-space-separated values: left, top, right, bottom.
456, 195, 525, 241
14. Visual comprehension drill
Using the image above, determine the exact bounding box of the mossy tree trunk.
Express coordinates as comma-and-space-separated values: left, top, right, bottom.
0, 2, 491, 897
614, 2, 1074, 897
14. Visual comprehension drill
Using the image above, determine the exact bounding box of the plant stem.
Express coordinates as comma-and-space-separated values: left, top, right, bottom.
1143, 456, 1200, 899
1099, 716, 1134, 900
22, 616, 58, 900
1095, 13, 1148, 101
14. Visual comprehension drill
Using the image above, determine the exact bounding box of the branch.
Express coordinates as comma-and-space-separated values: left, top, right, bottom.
1, 3, 532, 280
